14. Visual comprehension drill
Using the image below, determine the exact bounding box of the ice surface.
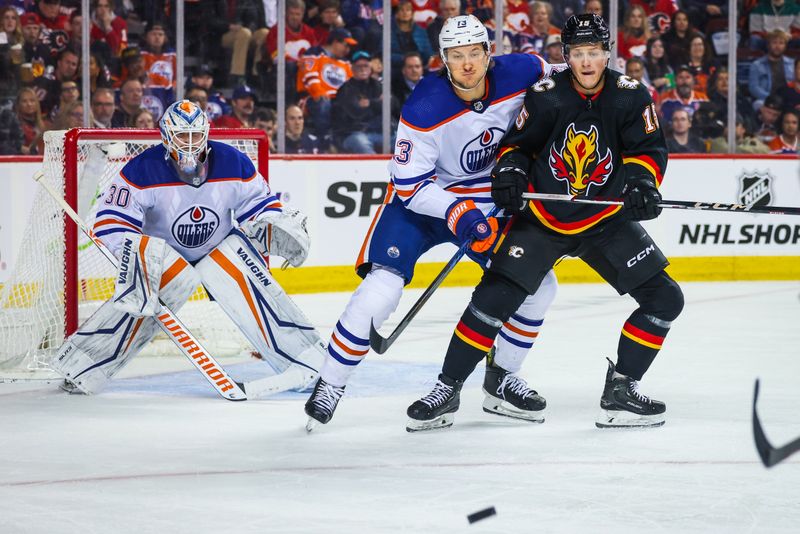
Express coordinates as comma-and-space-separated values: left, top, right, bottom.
1, 282, 799, 533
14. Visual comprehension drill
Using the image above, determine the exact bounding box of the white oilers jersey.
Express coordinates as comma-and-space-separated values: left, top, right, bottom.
93, 141, 281, 263
389, 53, 558, 219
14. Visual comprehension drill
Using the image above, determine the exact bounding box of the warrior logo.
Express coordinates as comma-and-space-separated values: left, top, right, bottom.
460, 127, 504, 174
549, 123, 613, 196
172, 206, 219, 248
738, 171, 773, 208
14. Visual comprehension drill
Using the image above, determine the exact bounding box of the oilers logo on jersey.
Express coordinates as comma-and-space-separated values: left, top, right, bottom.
321, 63, 349, 89
171, 205, 219, 248
460, 127, 504, 175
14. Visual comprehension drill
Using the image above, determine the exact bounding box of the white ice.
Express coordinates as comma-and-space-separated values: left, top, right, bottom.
1, 281, 799, 533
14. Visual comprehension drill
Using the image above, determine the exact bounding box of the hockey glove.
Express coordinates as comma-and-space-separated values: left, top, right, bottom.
623, 176, 662, 221
491, 158, 530, 214
242, 207, 311, 268
446, 199, 499, 253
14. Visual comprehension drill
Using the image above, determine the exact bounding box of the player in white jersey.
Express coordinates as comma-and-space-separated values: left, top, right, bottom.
52, 100, 326, 396
304, 15, 560, 431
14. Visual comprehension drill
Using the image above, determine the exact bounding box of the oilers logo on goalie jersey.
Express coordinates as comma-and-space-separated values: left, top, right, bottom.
171, 205, 220, 248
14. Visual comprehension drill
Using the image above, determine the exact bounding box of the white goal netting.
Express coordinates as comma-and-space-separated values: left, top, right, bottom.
0, 129, 268, 379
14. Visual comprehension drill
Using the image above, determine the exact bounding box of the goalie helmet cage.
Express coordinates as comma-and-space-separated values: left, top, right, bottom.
0, 128, 270, 378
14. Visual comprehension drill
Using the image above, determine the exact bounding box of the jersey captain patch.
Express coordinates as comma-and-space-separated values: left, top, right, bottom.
460, 127, 505, 174
548, 123, 613, 196
171, 205, 220, 248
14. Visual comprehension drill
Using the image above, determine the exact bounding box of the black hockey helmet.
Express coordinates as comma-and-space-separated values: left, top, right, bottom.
561, 13, 611, 57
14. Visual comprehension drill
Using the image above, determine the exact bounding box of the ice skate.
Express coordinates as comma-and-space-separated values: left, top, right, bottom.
304, 378, 345, 432
596, 358, 665, 428
406, 374, 463, 432
482, 356, 545, 423
59, 379, 86, 395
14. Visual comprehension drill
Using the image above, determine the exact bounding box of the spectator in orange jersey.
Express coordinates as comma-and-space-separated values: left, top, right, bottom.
299, 27, 355, 140
767, 108, 799, 153
140, 20, 176, 118
659, 65, 709, 124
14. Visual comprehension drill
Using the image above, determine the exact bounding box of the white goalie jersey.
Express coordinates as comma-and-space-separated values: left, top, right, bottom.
93, 140, 282, 262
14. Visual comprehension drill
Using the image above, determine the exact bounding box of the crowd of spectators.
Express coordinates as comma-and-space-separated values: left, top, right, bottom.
1, 1, 799, 155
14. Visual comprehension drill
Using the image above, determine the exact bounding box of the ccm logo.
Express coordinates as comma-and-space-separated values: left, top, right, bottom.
627, 244, 655, 267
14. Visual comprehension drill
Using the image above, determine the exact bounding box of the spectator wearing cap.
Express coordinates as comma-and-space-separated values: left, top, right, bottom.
659, 65, 709, 124
140, 20, 176, 116
425, 0, 460, 52
618, 4, 650, 60
544, 34, 564, 63
111, 77, 143, 127
767, 108, 800, 153
187, 65, 230, 121
666, 109, 705, 153
709, 114, 769, 154
749, 29, 795, 110
755, 94, 785, 143
213, 85, 256, 128
311, 0, 346, 49
391, 0, 433, 71
391, 51, 422, 120
332, 50, 384, 153
90, 0, 127, 57
749, 0, 800, 50
298, 27, 355, 140
285, 104, 322, 154
90, 86, 115, 128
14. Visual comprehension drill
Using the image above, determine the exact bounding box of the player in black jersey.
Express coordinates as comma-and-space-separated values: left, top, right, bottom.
407, 13, 684, 430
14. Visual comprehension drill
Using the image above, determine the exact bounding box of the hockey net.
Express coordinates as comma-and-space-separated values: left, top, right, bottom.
0, 128, 270, 379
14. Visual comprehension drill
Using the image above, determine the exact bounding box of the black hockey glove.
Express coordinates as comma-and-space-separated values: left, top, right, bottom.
491, 162, 529, 214
623, 176, 662, 221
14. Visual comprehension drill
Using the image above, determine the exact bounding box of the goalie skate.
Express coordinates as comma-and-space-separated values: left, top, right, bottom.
596, 358, 665, 429
482, 359, 545, 423
406, 374, 462, 432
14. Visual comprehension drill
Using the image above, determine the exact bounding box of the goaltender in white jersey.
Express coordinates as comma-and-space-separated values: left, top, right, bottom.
52, 100, 326, 396
304, 15, 561, 431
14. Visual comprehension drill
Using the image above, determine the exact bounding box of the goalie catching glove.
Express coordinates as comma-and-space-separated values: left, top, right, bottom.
112, 233, 167, 317
242, 207, 310, 268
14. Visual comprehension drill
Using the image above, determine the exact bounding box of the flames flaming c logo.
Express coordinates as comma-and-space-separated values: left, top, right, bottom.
548, 124, 613, 196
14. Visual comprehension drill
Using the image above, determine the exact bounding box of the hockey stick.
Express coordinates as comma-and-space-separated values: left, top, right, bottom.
752, 379, 800, 468
33, 171, 248, 401
520, 192, 800, 216
369, 207, 500, 354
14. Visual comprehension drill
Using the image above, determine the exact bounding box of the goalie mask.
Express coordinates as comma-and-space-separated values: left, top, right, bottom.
160, 100, 211, 186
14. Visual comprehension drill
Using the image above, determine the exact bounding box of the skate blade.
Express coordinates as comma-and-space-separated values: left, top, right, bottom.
482, 395, 545, 423
595, 409, 665, 429
305, 418, 321, 433
406, 413, 454, 433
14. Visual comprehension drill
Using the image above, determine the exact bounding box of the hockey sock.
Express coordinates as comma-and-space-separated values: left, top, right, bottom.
321, 268, 403, 387
494, 270, 557, 373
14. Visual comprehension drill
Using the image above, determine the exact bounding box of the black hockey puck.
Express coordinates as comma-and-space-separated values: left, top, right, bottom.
467, 506, 496, 524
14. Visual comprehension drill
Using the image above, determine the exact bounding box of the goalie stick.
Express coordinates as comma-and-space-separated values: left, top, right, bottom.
369, 207, 499, 354
34, 170, 294, 401
520, 192, 800, 216
752, 379, 800, 468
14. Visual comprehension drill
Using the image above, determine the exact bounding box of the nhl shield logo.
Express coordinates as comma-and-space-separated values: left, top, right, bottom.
737, 172, 773, 208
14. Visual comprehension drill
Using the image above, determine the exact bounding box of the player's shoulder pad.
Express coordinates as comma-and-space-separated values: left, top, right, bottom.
119, 144, 179, 188
207, 140, 257, 181
400, 72, 465, 131
492, 53, 548, 95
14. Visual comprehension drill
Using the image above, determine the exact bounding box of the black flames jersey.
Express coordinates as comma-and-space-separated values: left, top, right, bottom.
498, 68, 668, 234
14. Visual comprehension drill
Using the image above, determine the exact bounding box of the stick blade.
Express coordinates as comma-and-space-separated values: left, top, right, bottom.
752, 379, 776, 467
369, 320, 390, 354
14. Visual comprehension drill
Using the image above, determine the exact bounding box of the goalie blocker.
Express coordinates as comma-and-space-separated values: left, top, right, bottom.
53, 231, 324, 395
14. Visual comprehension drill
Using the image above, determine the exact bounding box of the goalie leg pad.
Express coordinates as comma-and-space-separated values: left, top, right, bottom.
112, 233, 167, 317
51, 250, 200, 394
195, 231, 325, 387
